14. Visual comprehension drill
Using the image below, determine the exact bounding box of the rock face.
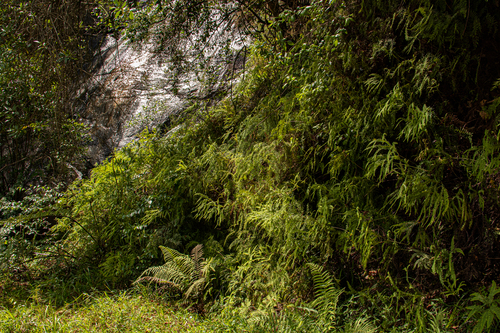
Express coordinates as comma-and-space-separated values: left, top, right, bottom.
75, 31, 246, 166
74, 35, 189, 165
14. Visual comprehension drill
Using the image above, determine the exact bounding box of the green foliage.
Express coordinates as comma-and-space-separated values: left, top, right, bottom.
0, 291, 203, 333
308, 263, 343, 330
0, 185, 65, 275
53, 128, 216, 285
343, 317, 378, 333
0, 0, 96, 194
410, 237, 465, 297
135, 244, 207, 304
467, 281, 500, 333
7, 0, 500, 331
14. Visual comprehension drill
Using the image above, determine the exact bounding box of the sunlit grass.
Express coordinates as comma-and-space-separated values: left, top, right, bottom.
0, 292, 204, 333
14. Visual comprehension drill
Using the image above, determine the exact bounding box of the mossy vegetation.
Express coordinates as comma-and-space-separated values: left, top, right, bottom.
2, 0, 500, 331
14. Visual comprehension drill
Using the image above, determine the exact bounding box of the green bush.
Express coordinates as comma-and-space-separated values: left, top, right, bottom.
467, 281, 500, 333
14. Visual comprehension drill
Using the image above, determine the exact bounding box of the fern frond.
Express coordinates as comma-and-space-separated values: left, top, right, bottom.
135, 244, 207, 305
137, 262, 187, 287
191, 244, 205, 278
160, 245, 184, 262
307, 263, 343, 328
366, 136, 404, 182
184, 277, 206, 300
427, 309, 447, 333
398, 103, 434, 142
345, 317, 378, 333
134, 276, 181, 289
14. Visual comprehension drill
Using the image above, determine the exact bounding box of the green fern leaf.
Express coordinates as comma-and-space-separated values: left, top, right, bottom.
345, 317, 378, 333
135, 244, 207, 303
307, 263, 343, 328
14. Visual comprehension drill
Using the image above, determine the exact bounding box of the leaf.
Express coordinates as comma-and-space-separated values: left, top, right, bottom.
135, 244, 207, 303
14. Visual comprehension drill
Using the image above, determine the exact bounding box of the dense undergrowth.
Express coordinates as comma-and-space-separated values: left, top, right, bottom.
3, 0, 500, 331
0, 0, 100, 194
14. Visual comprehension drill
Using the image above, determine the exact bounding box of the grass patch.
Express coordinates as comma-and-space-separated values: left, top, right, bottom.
0, 291, 201, 333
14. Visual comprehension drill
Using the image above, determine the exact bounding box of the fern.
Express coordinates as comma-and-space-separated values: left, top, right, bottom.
135, 244, 206, 304
427, 309, 449, 333
366, 135, 404, 183
397, 103, 434, 142
344, 317, 378, 333
467, 281, 500, 333
307, 263, 343, 330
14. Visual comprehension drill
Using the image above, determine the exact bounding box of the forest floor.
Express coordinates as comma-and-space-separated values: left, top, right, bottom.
0, 288, 234, 333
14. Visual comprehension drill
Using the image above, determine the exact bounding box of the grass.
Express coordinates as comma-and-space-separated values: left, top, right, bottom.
0, 288, 336, 333
0, 290, 378, 333
0, 291, 204, 333
0, 278, 479, 332
0, 267, 463, 333
0, 260, 468, 332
